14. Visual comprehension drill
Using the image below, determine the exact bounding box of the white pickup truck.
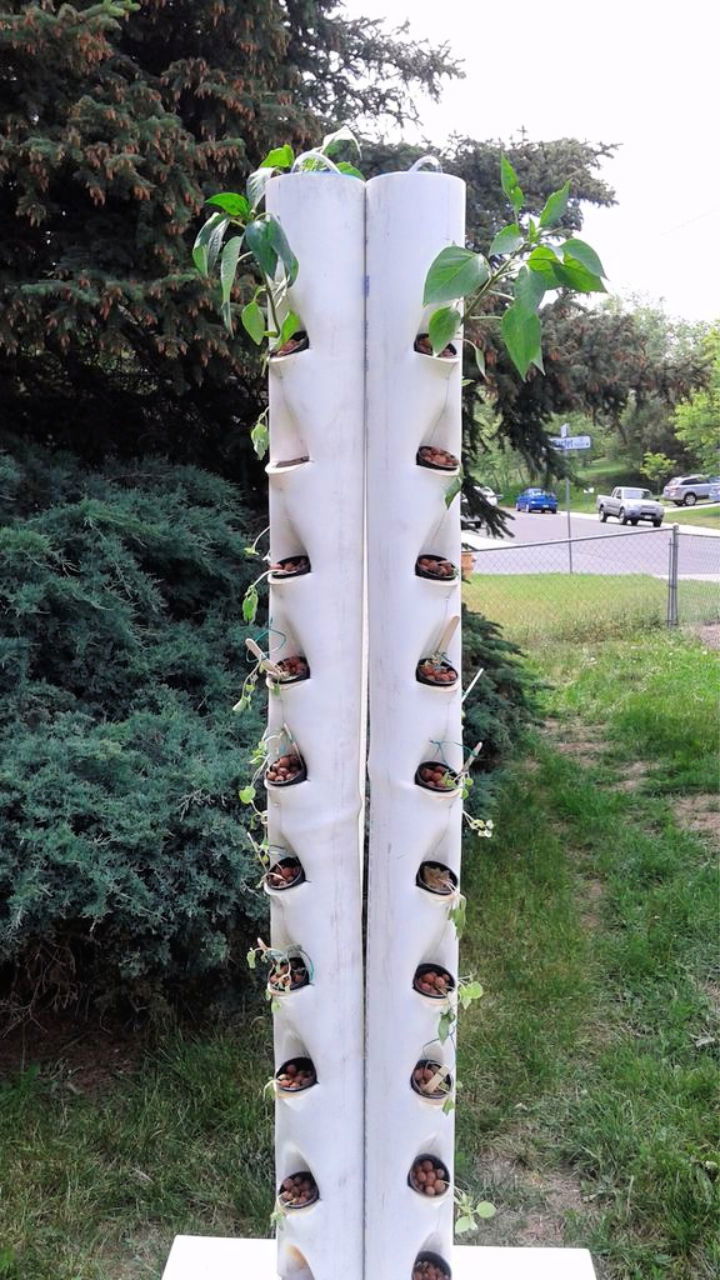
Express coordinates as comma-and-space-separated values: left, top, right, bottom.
596, 487, 664, 527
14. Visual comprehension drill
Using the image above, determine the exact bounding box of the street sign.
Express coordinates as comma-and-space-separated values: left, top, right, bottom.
550, 434, 592, 451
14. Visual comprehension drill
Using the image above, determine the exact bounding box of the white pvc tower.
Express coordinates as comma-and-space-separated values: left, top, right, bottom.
365, 171, 466, 1280
163, 166, 597, 1280
264, 172, 366, 1280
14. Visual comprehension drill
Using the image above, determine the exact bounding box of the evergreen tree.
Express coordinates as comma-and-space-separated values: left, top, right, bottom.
0, 0, 457, 473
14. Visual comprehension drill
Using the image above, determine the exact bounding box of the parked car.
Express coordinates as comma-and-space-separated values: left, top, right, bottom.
515, 487, 557, 513
709, 481, 720, 502
596, 487, 664, 526
662, 474, 720, 506
460, 485, 500, 530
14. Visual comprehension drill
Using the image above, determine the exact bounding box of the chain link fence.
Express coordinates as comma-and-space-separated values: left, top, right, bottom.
463, 523, 720, 646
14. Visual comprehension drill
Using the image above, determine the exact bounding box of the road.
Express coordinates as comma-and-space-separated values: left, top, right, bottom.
464, 510, 720, 580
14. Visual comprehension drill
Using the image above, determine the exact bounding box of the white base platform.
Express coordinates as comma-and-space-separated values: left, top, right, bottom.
163, 1236, 596, 1279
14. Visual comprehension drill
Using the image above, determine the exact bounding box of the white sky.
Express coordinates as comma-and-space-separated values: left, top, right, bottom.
345, 0, 719, 323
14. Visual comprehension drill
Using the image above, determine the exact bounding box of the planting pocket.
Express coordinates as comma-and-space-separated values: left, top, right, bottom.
408, 1154, 450, 1198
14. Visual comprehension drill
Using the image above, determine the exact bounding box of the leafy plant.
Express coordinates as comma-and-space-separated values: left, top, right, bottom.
193, 128, 362, 343
437, 976, 484, 1043
423, 156, 606, 377
455, 1189, 497, 1233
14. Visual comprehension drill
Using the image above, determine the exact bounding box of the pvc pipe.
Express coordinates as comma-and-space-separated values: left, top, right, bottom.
265, 173, 365, 1280
365, 171, 466, 1280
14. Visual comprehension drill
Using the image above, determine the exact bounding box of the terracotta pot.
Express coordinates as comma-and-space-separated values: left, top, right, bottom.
461, 549, 474, 577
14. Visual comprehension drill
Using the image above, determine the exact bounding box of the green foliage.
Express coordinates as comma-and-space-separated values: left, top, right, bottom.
423, 158, 606, 374
0, 441, 267, 1012
674, 325, 720, 471
461, 606, 539, 817
0, 0, 458, 475
642, 450, 675, 488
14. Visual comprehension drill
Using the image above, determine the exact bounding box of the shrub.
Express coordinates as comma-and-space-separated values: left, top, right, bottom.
0, 442, 266, 1015
461, 605, 539, 816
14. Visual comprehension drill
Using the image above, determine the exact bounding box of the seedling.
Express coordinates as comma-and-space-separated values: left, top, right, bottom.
247, 938, 312, 1004
242, 555, 311, 626
454, 1189, 497, 1233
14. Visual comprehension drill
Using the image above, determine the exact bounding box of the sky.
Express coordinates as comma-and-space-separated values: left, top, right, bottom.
344, 0, 719, 323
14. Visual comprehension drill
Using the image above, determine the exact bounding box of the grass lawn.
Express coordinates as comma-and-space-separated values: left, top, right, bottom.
670, 507, 720, 530
456, 628, 719, 1278
0, 605, 717, 1278
463, 574, 719, 646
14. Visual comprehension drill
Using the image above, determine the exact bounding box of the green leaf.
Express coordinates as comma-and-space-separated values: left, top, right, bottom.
246, 167, 275, 209
459, 980, 484, 1009
514, 265, 547, 314
243, 586, 259, 624
206, 191, 251, 219
455, 1216, 474, 1234
442, 1095, 455, 1114
220, 236, 243, 305
554, 255, 606, 294
192, 212, 228, 275
448, 895, 467, 936
473, 344, 486, 378
321, 125, 361, 158
438, 1009, 454, 1043
500, 155, 524, 214
444, 474, 463, 509
539, 181, 571, 228
278, 310, 301, 346
239, 786, 256, 805
489, 223, 523, 257
527, 245, 563, 285
561, 237, 605, 278
244, 220, 278, 280
260, 145, 294, 170
336, 162, 365, 179
424, 246, 489, 305
476, 1201, 497, 1220
502, 304, 543, 379
251, 419, 269, 459
500, 154, 520, 200
242, 300, 266, 345
428, 305, 461, 355
266, 217, 298, 284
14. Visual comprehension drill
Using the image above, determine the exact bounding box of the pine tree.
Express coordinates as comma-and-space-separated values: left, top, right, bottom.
0, 0, 457, 473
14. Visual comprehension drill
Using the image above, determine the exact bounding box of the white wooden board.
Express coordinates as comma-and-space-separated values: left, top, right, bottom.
163, 1236, 596, 1280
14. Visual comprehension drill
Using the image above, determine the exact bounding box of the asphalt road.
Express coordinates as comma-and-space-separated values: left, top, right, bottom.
464, 510, 720, 580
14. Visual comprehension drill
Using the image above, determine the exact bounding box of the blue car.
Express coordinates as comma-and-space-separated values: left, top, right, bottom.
516, 487, 558, 513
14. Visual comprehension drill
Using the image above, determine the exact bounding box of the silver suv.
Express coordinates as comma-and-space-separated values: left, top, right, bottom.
662, 474, 719, 506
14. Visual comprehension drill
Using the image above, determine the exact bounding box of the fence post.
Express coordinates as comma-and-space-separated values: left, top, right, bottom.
667, 523, 679, 626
